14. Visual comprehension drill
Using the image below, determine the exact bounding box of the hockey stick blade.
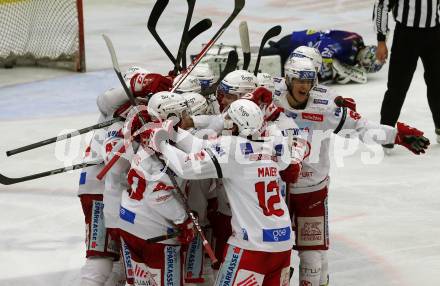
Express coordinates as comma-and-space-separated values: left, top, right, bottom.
182, 18, 212, 69
0, 160, 102, 185
254, 25, 282, 76
147, 0, 178, 68
201, 50, 238, 96
171, 0, 245, 93
174, 0, 196, 73
239, 21, 251, 70
6, 117, 123, 157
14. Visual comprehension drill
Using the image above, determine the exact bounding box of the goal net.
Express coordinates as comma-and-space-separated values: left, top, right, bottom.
0, 0, 85, 71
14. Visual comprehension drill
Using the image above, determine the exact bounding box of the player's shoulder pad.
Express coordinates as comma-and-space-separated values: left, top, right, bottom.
308, 84, 339, 114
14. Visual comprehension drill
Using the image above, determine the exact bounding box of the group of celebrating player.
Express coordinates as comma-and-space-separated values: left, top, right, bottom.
76, 44, 430, 286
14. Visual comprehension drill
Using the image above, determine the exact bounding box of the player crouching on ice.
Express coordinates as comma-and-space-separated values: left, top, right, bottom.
146, 99, 305, 286
258, 56, 428, 286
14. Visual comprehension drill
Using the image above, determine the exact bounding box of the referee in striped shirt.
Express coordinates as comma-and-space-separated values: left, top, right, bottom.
373, 0, 440, 149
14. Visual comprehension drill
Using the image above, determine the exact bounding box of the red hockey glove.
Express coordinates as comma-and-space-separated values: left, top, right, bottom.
279, 163, 301, 184
334, 96, 357, 112
144, 119, 179, 152
177, 218, 195, 245
264, 102, 282, 122
394, 122, 430, 155
129, 73, 173, 97
242, 87, 273, 107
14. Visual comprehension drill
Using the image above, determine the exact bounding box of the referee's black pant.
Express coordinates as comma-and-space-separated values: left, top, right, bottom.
381, 23, 440, 129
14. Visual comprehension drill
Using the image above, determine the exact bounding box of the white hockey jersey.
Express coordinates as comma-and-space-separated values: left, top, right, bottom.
118, 145, 188, 244
77, 114, 108, 196
161, 130, 295, 252
272, 78, 398, 194
101, 121, 134, 228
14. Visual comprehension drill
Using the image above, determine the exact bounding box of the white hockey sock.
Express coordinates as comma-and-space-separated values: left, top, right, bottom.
105, 259, 126, 286
81, 257, 113, 286
299, 251, 322, 286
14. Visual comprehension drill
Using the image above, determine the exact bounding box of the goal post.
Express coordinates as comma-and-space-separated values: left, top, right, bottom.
0, 0, 86, 72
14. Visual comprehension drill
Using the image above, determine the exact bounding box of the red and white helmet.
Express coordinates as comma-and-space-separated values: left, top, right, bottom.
182, 92, 208, 116
227, 99, 264, 137
290, 46, 322, 74
174, 74, 202, 93
257, 72, 275, 92
147, 91, 188, 120
217, 70, 258, 98
123, 66, 150, 82
192, 63, 215, 90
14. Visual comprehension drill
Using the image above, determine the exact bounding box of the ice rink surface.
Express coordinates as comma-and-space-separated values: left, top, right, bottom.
0, 0, 439, 285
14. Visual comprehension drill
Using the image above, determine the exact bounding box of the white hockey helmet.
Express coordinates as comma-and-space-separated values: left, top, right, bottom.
284, 57, 317, 85
227, 99, 264, 137
290, 46, 322, 74
123, 66, 150, 82
217, 70, 258, 98
147, 91, 188, 120
356, 45, 384, 73
192, 63, 215, 89
182, 92, 209, 116
257, 72, 275, 92
173, 74, 202, 94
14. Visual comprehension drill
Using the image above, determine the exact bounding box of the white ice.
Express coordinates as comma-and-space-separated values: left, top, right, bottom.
0, 0, 439, 285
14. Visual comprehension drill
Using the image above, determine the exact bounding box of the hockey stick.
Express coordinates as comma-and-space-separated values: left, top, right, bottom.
147, 0, 178, 68
201, 50, 238, 96
99, 35, 218, 264
174, 0, 196, 74
253, 25, 282, 76
239, 21, 251, 70
147, 231, 180, 243
6, 117, 122, 157
171, 0, 245, 93
0, 160, 102, 185
181, 18, 212, 70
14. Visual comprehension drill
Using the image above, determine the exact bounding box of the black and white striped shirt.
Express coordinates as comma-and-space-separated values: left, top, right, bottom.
373, 0, 440, 41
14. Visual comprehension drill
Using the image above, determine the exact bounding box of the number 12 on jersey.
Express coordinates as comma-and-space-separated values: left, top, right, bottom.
255, 181, 284, 217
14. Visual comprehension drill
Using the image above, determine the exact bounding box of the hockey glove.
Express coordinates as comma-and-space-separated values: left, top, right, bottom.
264, 102, 283, 122
146, 119, 179, 152
130, 73, 173, 97
280, 163, 301, 184
394, 122, 430, 155
334, 96, 357, 112
177, 218, 195, 245
242, 86, 273, 107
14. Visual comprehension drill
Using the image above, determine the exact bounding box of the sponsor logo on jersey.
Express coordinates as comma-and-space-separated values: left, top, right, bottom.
312, 86, 326, 93
274, 77, 283, 83
91, 201, 104, 248
133, 262, 159, 286
219, 247, 242, 286
121, 238, 134, 278
186, 240, 197, 273
107, 130, 119, 139
301, 222, 322, 241
165, 246, 180, 286
235, 270, 265, 286
262, 226, 291, 242
274, 144, 284, 156
274, 90, 282, 97
79, 172, 87, 185
334, 107, 342, 117
240, 142, 254, 155
211, 143, 225, 157
120, 206, 136, 224
242, 228, 249, 241
155, 194, 172, 203
302, 112, 324, 122
153, 182, 174, 192
249, 153, 279, 162
313, 99, 329, 105
284, 110, 298, 119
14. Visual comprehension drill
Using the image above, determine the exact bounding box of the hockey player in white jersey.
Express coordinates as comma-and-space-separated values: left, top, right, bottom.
116, 91, 195, 286
269, 57, 430, 286
149, 99, 303, 286
78, 65, 155, 286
